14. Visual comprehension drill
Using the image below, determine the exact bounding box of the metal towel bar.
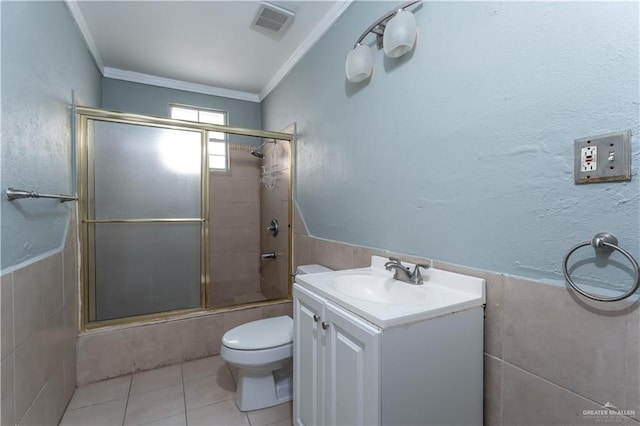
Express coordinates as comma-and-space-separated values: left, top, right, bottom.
6, 187, 77, 203
562, 232, 640, 302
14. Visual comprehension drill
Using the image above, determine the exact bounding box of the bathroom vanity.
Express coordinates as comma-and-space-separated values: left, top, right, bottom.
293, 256, 486, 426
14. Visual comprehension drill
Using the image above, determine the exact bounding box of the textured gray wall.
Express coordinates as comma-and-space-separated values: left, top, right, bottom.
262, 1, 640, 287
1, 1, 102, 270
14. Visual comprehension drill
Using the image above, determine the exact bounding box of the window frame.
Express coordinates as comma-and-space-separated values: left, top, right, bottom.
169, 103, 229, 173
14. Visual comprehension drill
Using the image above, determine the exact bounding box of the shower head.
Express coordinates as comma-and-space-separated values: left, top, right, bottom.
250, 139, 275, 159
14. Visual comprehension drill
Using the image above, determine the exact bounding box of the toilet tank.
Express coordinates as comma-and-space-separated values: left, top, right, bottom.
296, 264, 332, 275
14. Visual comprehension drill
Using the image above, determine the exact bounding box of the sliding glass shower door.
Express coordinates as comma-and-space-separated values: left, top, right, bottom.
81, 115, 208, 323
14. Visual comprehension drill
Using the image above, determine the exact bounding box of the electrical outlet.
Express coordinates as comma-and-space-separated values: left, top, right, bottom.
574, 130, 631, 184
580, 146, 597, 172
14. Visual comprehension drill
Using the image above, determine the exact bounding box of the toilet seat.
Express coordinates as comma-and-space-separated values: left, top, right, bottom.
222, 315, 293, 350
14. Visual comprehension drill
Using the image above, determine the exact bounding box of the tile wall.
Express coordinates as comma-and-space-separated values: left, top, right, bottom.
1, 209, 79, 426
75, 302, 292, 386
259, 140, 291, 300
292, 206, 639, 425
209, 148, 263, 308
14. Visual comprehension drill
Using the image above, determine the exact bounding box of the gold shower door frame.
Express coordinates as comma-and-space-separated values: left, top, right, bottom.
77, 106, 294, 330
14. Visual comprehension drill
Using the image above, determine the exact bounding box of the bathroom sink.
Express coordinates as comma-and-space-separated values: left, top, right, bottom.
330, 273, 427, 305
295, 256, 486, 328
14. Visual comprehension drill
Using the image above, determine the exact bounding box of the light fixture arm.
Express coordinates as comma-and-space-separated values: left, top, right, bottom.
352, 0, 421, 49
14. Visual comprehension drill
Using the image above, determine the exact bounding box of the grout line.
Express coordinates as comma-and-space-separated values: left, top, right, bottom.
182, 361, 189, 425
122, 374, 133, 426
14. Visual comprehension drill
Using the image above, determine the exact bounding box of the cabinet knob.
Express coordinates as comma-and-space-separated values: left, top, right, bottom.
321, 322, 329, 330
313, 314, 319, 322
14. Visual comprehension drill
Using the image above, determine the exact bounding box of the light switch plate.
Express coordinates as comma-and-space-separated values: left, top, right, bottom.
574, 130, 631, 184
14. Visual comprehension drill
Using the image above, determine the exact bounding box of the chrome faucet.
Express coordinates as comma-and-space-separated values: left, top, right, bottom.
384, 257, 430, 285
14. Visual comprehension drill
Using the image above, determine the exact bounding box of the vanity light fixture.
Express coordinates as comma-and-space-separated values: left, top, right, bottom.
345, 0, 421, 83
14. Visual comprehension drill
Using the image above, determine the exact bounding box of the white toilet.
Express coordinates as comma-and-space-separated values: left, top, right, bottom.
220, 264, 332, 412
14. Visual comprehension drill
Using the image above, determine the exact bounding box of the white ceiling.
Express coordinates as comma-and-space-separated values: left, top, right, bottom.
67, 1, 351, 102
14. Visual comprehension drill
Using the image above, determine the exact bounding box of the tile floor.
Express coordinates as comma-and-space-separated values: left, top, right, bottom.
59, 355, 292, 426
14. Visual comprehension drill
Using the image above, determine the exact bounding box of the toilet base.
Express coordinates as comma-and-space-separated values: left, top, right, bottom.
235, 362, 292, 412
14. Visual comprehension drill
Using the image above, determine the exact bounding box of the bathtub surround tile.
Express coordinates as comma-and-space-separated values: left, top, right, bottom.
182, 355, 229, 383
131, 365, 182, 395
124, 383, 185, 426
60, 398, 127, 426
261, 302, 293, 320
181, 314, 225, 361
503, 362, 602, 425
184, 368, 235, 411
1, 353, 16, 426
484, 354, 502, 426
503, 275, 629, 407
1, 272, 14, 359
133, 321, 184, 372
186, 399, 250, 426
77, 328, 135, 385
68, 375, 131, 410
223, 306, 264, 333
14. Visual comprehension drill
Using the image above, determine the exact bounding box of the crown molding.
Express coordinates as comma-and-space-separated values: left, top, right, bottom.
259, 0, 353, 101
66, 0, 352, 103
103, 68, 261, 103
64, 0, 104, 73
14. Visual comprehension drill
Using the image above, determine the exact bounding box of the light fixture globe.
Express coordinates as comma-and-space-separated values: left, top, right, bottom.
383, 9, 417, 58
345, 44, 373, 83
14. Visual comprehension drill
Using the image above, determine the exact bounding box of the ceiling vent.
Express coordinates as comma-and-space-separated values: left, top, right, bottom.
251, 2, 295, 34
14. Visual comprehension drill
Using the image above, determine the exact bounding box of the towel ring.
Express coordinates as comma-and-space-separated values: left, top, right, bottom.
562, 233, 640, 302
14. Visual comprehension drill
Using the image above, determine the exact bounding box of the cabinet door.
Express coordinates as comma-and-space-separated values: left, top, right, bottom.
324, 302, 381, 426
293, 284, 325, 426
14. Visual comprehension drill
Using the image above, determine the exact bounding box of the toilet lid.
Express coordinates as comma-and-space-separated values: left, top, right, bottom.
222, 315, 293, 350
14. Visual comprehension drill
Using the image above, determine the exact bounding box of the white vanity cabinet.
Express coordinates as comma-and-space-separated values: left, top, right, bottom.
293, 284, 381, 426
293, 280, 484, 426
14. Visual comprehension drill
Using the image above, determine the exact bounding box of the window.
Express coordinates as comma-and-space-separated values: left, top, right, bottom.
170, 104, 229, 172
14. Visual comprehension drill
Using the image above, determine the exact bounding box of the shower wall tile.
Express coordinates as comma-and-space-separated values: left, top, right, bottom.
1, 272, 14, 360
19, 361, 66, 426
211, 201, 260, 228
77, 328, 135, 385
211, 253, 259, 282
503, 275, 628, 407
210, 228, 259, 254
502, 362, 600, 425
484, 354, 502, 426
14, 324, 49, 420
210, 277, 261, 307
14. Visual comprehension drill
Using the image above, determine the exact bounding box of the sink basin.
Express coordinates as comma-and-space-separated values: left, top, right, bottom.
295, 255, 486, 328
330, 273, 427, 305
